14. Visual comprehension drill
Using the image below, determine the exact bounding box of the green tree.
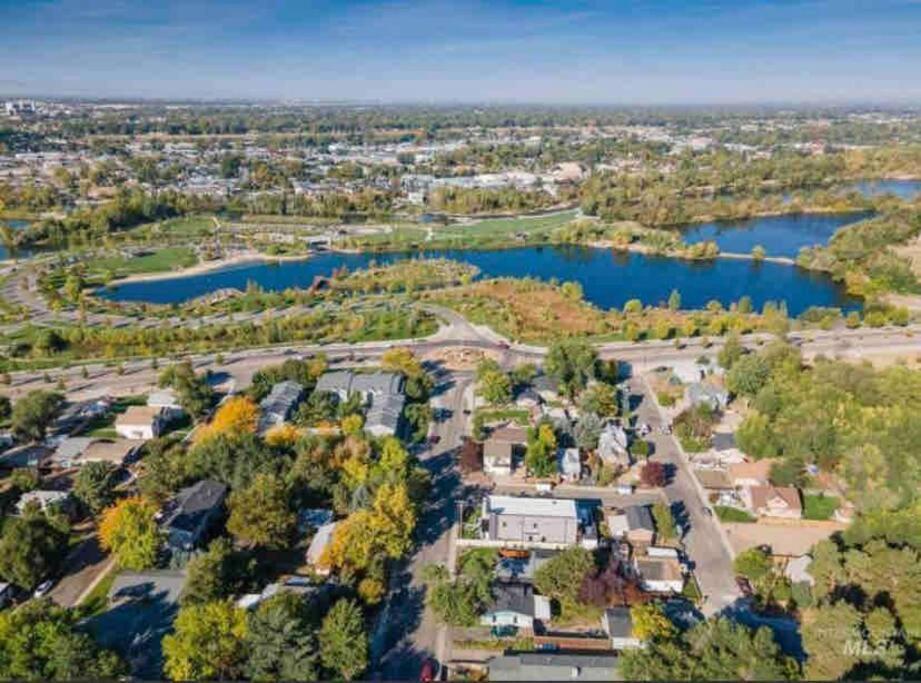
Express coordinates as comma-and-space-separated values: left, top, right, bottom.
11, 390, 63, 441
574, 412, 603, 450
0, 508, 68, 590
726, 354, 770, 397
0, 600, 125, 680
717, 333, 744, 370
545, 340, 598, 399
182, 537, 253, 606
73, 461, 118, 515
227, 473, 295, 549
631, 602, 677, 641
525, 422, 557, 478
478, 369, 512, 406
533, 546, 594, 611
668, 289, 682, 311
244, 592, 318, 681
162, 601, 248, 681
319, 599, 368, 681
159, 362, 215, 418
734, 547, 773, 583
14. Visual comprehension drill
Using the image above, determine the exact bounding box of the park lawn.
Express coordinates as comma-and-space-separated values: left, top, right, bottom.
438, 210, 579, 238
149, 215, 216, 238
803, 493, 840, 521
714, 505, 757, 523
87, 246, 198, 277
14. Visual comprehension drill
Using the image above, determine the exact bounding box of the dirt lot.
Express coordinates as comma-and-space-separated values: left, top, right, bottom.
723, 519, 847, 557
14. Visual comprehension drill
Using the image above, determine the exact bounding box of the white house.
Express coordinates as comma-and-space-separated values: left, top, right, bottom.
305, 522, 338, 576
635, 556, 684, 593
483, 440, 513, 477
147, 389, 185, 421
115, 406, 167, 440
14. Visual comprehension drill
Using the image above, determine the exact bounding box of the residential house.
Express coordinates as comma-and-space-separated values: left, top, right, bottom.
16, 489, 71, 515
607, 511, 630, 540
0, 444, 52, 470
51, 398, 112, 437
305, 521, 338, 576
558, 447, 581, 482
742, 485, 802, 519
147, 389, 185, 420
603, 606, 644, 650
76, 439, 143, 468
693, 467, 733, 491
598, 423, 631, 468
161, 479, 227, 551
488, 653, 620, 682
297, 508, 334, 534
624, 505, 656, 546
314, 370, 405, 436
635, 555, 684, 593
728, 460, 774, 488
785, 555, 815, 587
687, 383, 729, 411
258, 381, 305, 433
484, 495, 580, 546
50, 436, 94, 468
116, 406, 167, 440
480, 582, 551, 630
483, 439, 513, 477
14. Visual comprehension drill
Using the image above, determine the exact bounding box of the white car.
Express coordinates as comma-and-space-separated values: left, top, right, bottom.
33, 580, 54, 599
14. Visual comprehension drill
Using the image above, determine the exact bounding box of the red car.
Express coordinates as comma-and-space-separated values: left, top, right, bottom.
419, 659, 437, 683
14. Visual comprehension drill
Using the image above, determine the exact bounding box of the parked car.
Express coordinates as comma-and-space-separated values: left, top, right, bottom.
419, 659, 437, 683
33, 580, 54, 599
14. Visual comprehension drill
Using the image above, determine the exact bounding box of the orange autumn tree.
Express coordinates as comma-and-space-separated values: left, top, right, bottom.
195, 396, 259, 443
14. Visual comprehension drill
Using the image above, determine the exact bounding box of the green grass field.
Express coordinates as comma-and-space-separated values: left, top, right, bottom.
437, 209, 578, 238
714, 505, 757, 523
803, 493, 839, 520
87, 246, 198, 276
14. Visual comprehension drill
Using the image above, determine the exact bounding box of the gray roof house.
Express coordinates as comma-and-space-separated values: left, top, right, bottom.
50, 436, 94, 468
624, 505, 656, 544
480, 582, 551, 629
258, 381, 305, 433
558, 447, 582, 482
598, 423, 631, 468
315, 370, 406, 437
488, 653, 621, 682
161, 479, 227, 551
484, 495, 580, 546
603, 607, 644, 650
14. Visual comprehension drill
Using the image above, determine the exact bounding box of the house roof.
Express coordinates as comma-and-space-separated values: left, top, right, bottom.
259, 381, 304, 418
77, 439, 143, 466
558, 448, 581, 474
489, 425, 529, 445
636, 555, 683, 581
147, 389, 180, 409
603, 606, 634, 639
488, 495, 578, 519
52, 436, 94, 465
531, 374, 558, 394
163, 479, 227, 533
116, 405, 164, 426
488, 582, 536, 616
314, 370, 353, 394
624, 505, 655, 533
350, 371, 403, 395
749, 485, 802, 513
483, 439, 513, 464
785, 555, 815, 586
729, 459, 774, 485
365, 393, 405, 432
0, 444, 52, 469
488, 653, 620, 682
694, 468, 733, 490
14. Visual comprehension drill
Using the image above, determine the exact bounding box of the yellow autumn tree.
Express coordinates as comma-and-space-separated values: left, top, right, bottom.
195, 396, 258, 443
264, 423, 300, 448
369, 482, 416, 558
99, 496, 160, 570
340, 413, 364, 436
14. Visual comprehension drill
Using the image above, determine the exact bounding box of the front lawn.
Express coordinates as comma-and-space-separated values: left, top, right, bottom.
803, 493, 839, 521
714, 505, 756, 523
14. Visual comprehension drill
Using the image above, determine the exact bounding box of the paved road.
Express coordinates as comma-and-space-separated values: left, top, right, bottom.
629, 375, 741, 615
48, 534, 110, 608
375, 370, 473, 679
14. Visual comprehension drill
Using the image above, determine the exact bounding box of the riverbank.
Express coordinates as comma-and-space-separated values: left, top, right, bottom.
105, 250, 316, 286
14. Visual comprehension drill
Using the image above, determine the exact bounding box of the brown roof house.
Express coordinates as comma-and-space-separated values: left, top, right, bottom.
742, 485, 802, 519
728, 459, 774, 488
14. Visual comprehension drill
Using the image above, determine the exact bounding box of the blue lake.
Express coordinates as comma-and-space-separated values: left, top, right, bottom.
682, 211, 872, 258
848, 179, 921, 200
99, 244, 860, 316
0, 220, 33, 260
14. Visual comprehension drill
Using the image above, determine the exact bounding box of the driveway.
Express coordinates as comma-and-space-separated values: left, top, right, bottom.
49, 534, 111, 608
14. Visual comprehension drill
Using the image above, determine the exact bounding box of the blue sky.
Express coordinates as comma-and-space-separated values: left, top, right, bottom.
2, 0, 920, 103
